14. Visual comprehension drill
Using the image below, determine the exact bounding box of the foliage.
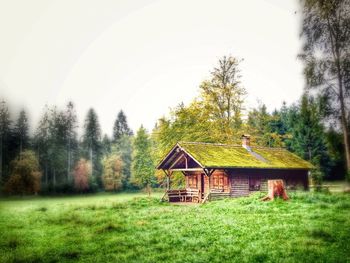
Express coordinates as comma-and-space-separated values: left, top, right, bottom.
82, 108, 102, 187
200, 56, 246, 135
299, 0, 350, 172
0, 100, 12, 184
64, 101, 79, 182
311, 169, 324, 189
101, 134, 112, 156
114, 135, 133, 188
132, 126, 155, 195
4, 150, 42, 195
13, 109, 30, 155
0, 191, 349, 262
102, 153, 123, 191
113, 110, 133, 142
287, 94, 330, 177
152, 56, 247, 173
33, 105, 51, 186
73, 159, 91, 192
247, 104, 285, 147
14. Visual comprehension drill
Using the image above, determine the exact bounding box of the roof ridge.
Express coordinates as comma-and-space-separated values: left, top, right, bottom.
251, 146, 286, 151
178, 141, 286, 150
178, 141, 241, 147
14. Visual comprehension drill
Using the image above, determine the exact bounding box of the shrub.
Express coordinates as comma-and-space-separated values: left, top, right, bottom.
73, 159, 91, 192
5, 150, 42, 195
102, 153, 123, 191
311, 169, 323, 191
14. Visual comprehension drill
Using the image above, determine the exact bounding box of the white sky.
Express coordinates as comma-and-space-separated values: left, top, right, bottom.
0, 0, 304, 136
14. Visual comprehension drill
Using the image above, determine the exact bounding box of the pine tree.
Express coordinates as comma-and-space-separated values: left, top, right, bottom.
115, 135, 132, 188
14, 109, 30, 155
82, 108, 102, 187
113, 110, 133, 142
247, 104, 285, 147
0, 100, 11, 184
131, 126, 155, 195
64, 102, 78, 181
289, 94, 330, 183
101, 134, 112, 156
48, 107, 67, 190
34, 105, 50, 186
112, 110, 133, 188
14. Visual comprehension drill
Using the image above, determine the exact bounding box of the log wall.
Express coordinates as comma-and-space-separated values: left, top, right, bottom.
184, 168, 309, 199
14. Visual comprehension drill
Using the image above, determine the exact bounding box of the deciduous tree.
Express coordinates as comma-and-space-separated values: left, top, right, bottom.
102, 153, 123, 191
73, 159, 91, 192
132, 126, 155, 196
5, 150, 42, 195
299, 0, 350, 173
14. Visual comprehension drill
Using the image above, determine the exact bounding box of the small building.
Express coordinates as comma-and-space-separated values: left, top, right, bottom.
157, 135, 313, 202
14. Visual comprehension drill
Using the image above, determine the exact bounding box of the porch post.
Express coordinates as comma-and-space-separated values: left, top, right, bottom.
167, 173, 170, 190
163, 169, 172, 190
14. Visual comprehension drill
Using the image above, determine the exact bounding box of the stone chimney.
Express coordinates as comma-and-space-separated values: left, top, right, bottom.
241, 134, 251, 148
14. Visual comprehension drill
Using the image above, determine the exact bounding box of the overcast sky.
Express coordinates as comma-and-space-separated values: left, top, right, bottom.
0, 0, 304, 136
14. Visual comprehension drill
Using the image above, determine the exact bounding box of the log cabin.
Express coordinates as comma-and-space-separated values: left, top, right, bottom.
157, 135, 314, 203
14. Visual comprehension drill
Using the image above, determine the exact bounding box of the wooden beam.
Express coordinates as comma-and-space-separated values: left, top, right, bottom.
170, 168, 203, 172
203, 168, 216, 177
162, 169, 173, 190
169, 153, 185, 169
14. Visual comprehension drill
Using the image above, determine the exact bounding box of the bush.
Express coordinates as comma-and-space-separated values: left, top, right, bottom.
73, 159, 91, 192
5, 150, 42, 195
311, 169, 323, 191
102, 154, 123, 191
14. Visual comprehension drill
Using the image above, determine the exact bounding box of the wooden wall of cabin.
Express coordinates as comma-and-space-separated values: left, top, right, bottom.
184, 168, 308, 198
227, 168, 309, 192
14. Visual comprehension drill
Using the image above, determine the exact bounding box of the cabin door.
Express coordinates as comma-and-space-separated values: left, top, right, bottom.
200, 173, 205, 198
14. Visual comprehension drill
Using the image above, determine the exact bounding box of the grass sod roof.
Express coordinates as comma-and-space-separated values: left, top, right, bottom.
177, 142, 314, 170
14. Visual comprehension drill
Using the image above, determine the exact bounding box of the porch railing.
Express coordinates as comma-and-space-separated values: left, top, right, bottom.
161, 189, 201, 203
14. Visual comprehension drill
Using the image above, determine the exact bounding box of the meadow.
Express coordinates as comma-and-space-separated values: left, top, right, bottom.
0, 191, 350, 263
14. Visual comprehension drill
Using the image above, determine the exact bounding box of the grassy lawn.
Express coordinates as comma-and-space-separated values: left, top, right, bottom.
0, 191, 350, 263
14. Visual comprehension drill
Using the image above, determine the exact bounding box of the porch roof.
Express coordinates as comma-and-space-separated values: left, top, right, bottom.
157, 142, 314, 170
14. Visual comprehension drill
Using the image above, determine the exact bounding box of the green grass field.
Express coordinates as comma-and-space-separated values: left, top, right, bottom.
1, 191, 350, 263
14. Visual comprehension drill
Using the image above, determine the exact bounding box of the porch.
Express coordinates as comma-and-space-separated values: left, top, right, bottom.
160, 188, 231, 203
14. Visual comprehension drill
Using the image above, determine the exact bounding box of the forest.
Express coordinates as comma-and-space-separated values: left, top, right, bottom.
0, 54, 347, 195
0, 0, 349, 196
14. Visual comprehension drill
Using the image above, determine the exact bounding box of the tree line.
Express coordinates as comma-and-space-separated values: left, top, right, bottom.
0, 102, 156, 195
0, 55, 347, 195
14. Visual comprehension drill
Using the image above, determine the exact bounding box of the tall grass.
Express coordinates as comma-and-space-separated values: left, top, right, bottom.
0, 191, 349, 263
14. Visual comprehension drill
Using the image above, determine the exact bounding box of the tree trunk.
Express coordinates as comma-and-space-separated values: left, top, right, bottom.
261, 180, 289, 201
53, 168, 56, 191
147, 184, 151, 197
89, 146, 93, 176
335, 51, 350, 173
19, 138, 22, 155
67, 138, 71, 181
0, 136, 2, 184
340, 97, 350, 173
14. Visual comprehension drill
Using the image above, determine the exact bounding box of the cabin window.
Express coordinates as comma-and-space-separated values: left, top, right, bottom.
213, 174, 224, 189
249, 177, 261, 191
187, 175, 198, 188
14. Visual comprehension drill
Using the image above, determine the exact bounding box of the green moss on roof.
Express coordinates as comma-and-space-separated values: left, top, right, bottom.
178, 142, 313, 169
